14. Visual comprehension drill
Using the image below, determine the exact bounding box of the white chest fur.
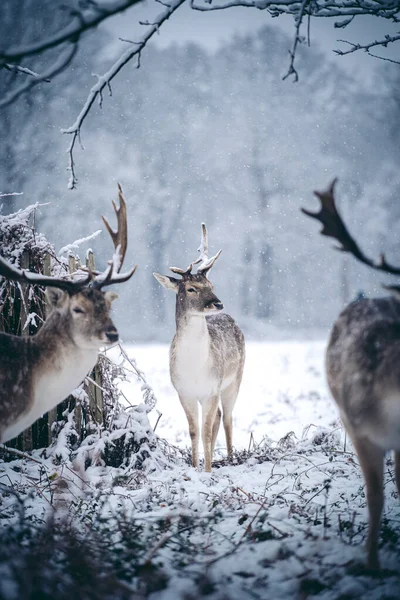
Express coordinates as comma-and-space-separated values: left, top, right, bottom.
2, 347, 98, 443
172, 316, 219, 402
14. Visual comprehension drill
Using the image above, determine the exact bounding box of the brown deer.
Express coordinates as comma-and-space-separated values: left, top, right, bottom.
303, 179, 400, 569
154, 224, 245, 472
0, 184, 136, 444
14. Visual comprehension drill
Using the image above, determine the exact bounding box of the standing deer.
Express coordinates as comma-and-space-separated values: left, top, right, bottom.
303, 179, 400, 569
0, 184, 136, 444
154, 224, 245, 472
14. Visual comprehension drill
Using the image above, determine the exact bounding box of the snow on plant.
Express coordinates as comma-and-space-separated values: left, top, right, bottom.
58, 229, 102, 256
0, 202, 167, 476
1, 424, 400, 599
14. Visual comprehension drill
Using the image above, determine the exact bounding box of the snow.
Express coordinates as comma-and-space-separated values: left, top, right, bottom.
58, 229, 102, 256
1, 340, 400, 598
117, 341, 338, 447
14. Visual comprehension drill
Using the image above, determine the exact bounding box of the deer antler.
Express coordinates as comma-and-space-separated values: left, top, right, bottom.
302, 179, 400, 276
169, 223, 221, 278
196, 223, 222, 275
0, 255, 91, 292
170, 263, 194, 277
0, 184, 136, 294
93, 183, 137, 289
101, 183, 127, 273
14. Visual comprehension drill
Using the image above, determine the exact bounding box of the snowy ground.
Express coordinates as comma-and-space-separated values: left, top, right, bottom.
2, 340, 400, 599
119, 341, 338, 451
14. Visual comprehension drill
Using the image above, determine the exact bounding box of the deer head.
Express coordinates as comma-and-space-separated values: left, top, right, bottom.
0, 184, 136, 348
153, 223, 223, 319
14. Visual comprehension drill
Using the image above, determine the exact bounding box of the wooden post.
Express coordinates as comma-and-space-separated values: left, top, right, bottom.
20, 250, 33, 451
68, 254, 77, 274
43, 253, 58, 445
86, 251, 104, 427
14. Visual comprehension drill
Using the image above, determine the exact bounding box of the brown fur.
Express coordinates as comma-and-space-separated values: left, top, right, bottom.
0, 287, 118, 443
326, 294, 400, 569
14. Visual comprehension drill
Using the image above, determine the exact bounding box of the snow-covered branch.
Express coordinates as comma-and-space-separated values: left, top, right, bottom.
334, 33, 400, 64
58, 229, 102, 256
0, 0, 145, 63
191, 0, 400, 76
2, 63, 50, 81
190, 0, 400, 19
0, 44, 78, 109
62, 0, 186, 189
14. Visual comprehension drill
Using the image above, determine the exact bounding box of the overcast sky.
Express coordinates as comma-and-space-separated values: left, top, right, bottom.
103, 2, 399, 79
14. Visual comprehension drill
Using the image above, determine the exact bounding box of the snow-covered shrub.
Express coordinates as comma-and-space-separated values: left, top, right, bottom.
0, 203, 55, 335
0, 204, 170, 473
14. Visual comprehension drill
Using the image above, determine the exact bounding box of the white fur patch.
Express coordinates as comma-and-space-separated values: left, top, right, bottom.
172, 317, 219, 402
2, 348, 98, 443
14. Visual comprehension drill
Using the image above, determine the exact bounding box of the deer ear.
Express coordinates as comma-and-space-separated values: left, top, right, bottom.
104, 291, 119, 305
383, 285, 400, 301
46, 287, 69, 309
153, 273, 179, 293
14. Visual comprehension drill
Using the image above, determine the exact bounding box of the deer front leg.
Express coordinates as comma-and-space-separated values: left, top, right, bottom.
180, 397, 199, 469
352, 435, 384, 570
202, 396, 219, 472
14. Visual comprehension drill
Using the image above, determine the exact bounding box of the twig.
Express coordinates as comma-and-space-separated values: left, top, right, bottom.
62, 0, 186, 189
282, 0, 309, 82
0, 0, 144, 62
0, 444, 49, 466
0, 43, 78, 109
153, 410, 162, 432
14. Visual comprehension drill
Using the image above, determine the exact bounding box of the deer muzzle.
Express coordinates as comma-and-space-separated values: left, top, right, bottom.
205, 298, 224, 311
105, 325, 119, 343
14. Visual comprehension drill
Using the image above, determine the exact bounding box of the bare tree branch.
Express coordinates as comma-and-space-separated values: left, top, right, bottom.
0, 44, 78, 109
282, 0, 309, 82
190, 0, 400, 20
190, 0, 400, 78
62, 0, 186, 189
2, 63, 50, 82
0, 0, 146, 63
334, 32, 400, 64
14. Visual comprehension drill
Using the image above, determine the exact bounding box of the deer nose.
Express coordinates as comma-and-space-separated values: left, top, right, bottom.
105, 326, 119, 343
213, 301, 223, 311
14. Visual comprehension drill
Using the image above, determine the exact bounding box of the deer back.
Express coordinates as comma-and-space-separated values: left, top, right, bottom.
326, 295, 400, 449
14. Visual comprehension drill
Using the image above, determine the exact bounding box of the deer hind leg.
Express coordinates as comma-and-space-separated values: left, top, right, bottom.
352, 435, 384, 570
201, 396, 219, 472
180, 397, 199, 469
221, 380, 240, 459
211, 406, 222, 458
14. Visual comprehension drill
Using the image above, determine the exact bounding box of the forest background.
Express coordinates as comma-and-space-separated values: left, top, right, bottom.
1, 1, 399, 342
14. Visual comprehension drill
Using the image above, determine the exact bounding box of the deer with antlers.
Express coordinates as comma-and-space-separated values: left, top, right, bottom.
303, 179, 400, 569
0, 184, 136, 444
154, 224, 245, 472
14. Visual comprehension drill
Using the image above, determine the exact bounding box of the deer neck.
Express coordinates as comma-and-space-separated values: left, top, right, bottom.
175, 308, 210, 351
172, 309, 215, 395
31, 311, 98, 411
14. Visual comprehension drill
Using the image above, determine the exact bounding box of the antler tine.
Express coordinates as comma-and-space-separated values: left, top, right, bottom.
168, 223, 221, 279
302, 179, 400, 276
94, 184, 137, 289
0, 255, 91, 293
193, 222, 208, 266
196, 223, 222, 275
101, 183, 128, 273
170, 263, 194, 276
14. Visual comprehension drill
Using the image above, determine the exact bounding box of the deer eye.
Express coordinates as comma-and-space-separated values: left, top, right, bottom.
73, 307, 85, 314
187, 287, 197, 293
